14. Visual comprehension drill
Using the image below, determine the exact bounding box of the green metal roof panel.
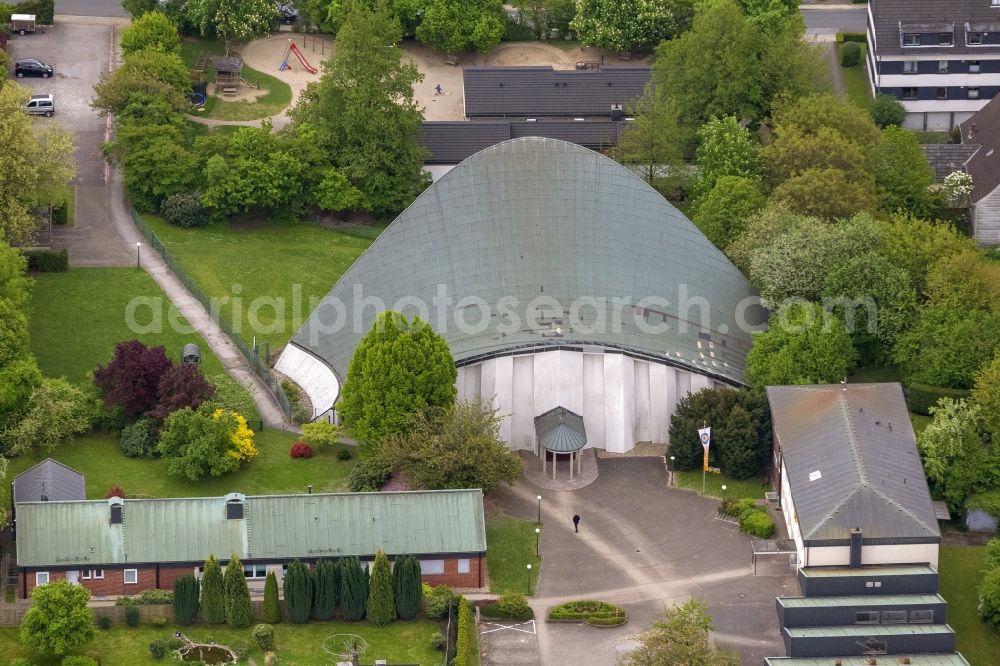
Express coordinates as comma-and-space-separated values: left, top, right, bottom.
16, 490, 486, 567
246, 490, 487, 559
778, 594, 946, 608
766, 656, 970, 665
288, 137, 761, 387
534, 406, 586, 452
784, 624, 955, 638
800, 565, 936, 578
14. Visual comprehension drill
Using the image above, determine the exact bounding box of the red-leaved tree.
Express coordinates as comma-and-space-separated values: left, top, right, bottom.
104, 485, 126, 499
150, 364, 216, 422
93, 341, 173, 418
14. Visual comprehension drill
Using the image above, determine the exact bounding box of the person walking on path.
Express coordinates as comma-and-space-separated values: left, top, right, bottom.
573, 514, 580, 533
435, 84, 443, 95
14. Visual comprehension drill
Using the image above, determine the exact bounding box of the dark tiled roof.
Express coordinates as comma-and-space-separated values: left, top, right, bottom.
918, 144, 978, 181
767, 383, 940, 544
870, 0, 1000, 57
463, 66, 650, 117
419, 120, 622, 164
959, 93, 1000, 201
12, 459, 85, 504
534, 406, 587, 453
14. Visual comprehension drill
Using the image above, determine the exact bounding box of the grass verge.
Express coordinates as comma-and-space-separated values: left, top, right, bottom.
674, 469, 768, 499
0, 429, 352, 506
141, 214, 377, 348
840, 43, 872, 109
940, 545, 1000, 665
486, 514, 540, 595
0, 619, 440, 666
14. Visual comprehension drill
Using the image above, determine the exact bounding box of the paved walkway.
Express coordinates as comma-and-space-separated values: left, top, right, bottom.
521, 449, 598, 491
488, 457, 796, 666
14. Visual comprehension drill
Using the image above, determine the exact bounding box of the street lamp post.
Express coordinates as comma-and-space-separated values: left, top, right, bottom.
526, 564, 532, 595
535, 527, 541, 558
536, 495, 542, 524
669, 456, 675, 486
721, 484, 727, 503
135, 241, 142, 268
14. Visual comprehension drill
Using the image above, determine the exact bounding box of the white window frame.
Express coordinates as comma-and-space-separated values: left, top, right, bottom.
93, 569, 104, 580
970, 87, 981, 99
422, 559, 445, 575
243, 563, 267, 579
903, 61, 918, 74
124, 569, 138, 585
970, 60, 982, 73
937, 87, 948, 100
938, 61, 949, 73
969, 32, 984, 45
903, 33, 920, 46
457, 558, 471, 574
35, 572, 49, 586
939, 33, 953, 47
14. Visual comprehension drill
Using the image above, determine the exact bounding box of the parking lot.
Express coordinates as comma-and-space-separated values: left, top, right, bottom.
7, 17, 132, 265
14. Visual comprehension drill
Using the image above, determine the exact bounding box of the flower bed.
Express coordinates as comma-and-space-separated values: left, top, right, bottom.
547, 600, 626, 626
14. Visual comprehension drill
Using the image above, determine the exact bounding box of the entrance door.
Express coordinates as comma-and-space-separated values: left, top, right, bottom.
66, 571, 80, 585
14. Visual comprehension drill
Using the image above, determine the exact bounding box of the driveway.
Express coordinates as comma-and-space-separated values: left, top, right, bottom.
487, 458, 797, 665
7, 18, 133, 265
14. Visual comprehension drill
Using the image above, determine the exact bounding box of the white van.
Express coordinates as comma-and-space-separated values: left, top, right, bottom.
26, 93, 54, 117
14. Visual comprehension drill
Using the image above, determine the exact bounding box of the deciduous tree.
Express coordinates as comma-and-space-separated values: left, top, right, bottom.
416, 0, 506, 54
200, 555, 226, 624
918, 399, 995, 513
150, 363, 216, 422
120, 11, 182, 56
972, 353, 1000, 439
624, 597, 740, 666
614, 85, 690, 194
873, 126, 938, 217
690, 115, 761, 204
157, 408, 241, 479
19, 581, 95, 656
572, 0, 692, 52
869, 93, 906, 129
893, 307, 1000, 389
692, 176, 766, 249
6, 379, 96, 454
366, 550, 395, 626
185, 0, 277, 55
93, 340, 174, 418
339, 310, 456, 445
880, 214, 971, 299
92, 50, 192, 116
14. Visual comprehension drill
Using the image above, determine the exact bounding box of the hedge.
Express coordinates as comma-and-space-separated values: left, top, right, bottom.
548, 600, 626, 626
968, 491, 1000, 518
905, 383, 971, 415
479, 601, 534, 620
454, 597, 478, 666
836, 32, 867, 43
23, 249, 68, 272
841, 42, 861, 67
739, 505, 775, 539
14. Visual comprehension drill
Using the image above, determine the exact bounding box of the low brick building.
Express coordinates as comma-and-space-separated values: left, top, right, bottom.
15, 489, 487, 599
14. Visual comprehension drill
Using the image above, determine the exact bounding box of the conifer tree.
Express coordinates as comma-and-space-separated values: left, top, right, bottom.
263, 571, 280, 624
313, 559, 339, 621
200, 554, 226, 624
339, 557, 367, 621
282, 560, 314, 623
366, 550, 395, 626
223, 553, 253, 628
173, 574, 200, 626
393, 555, 422, 620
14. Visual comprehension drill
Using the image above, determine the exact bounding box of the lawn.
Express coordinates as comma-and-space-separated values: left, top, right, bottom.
939, 545, 1000, 665
141, 214, 378, 348
840, 43, 872, 109
0, 619, 441, 665
674, 469, 768, 499
180, 36, 293, 121
0, 429, 354, 505
485, 515, 540, 595
28, 268, 226, 384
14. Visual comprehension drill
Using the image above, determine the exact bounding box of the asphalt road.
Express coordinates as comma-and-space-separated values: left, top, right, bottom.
801, 6, 868, 34
55, 0, 128, 18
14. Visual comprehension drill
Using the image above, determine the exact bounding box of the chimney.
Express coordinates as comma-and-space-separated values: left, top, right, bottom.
308, 484, 313, 494
850, 527, 863, 568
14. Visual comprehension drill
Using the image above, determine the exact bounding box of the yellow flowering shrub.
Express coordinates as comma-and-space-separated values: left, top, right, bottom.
213, 408, 258, 463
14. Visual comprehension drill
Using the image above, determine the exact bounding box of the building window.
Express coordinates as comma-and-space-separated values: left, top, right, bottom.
902, 87, 919, 100
881, 610, 907, 624
422, 559, 445, 575
856, 611, 880, 624
971, 60, 982, 73
939, 33, 953, 46
903, 33, 920, 46
124, 569, 138, 585
81, 570, 104, 580
994, 0, 1000, 6
938, 61, 949, 73
903, 61, 918, 74
910, 610, 934, 623
243, 563, 268, 579
970, 32, 984, 45
970, 87, 981, 99
457, 559, 471, 574
35, 572, 49, 586
937, 87, 948, 100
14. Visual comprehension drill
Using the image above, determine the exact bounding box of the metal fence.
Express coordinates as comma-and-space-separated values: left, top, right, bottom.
128, 207, 293, 420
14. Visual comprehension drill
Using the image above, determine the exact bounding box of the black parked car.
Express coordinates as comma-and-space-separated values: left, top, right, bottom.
277, 3, 298, 23
15, 58, 53, 78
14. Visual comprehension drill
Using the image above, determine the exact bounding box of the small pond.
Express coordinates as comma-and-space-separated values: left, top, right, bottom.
179, 644, 236, 664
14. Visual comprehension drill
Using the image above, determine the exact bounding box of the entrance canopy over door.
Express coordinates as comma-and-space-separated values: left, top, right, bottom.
535, 406, 587, 480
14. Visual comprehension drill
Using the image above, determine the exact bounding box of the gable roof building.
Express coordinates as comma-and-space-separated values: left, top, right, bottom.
959, 94, 1000, 244
11, 459, 85, 505
419, 120, 623, 165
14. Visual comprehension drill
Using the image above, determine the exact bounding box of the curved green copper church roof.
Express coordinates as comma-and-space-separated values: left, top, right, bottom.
288, 138, 761, 385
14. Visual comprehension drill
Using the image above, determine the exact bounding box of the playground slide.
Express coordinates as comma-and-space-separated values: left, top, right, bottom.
289, 43, 318, 74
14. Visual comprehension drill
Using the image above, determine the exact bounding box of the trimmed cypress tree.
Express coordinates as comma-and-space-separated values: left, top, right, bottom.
366, 550, 395, 626
393, 555, 422, 620
283, 560, 313, 624
263, 571, 280, 624
200, 554, 226, 624
223, 553, 253, 628
313, 559, 338, 621
173, 574, 200, 626
339, 557, 367, 622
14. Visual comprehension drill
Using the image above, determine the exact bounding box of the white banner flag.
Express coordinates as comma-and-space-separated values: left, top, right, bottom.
698, 427, 711, 472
